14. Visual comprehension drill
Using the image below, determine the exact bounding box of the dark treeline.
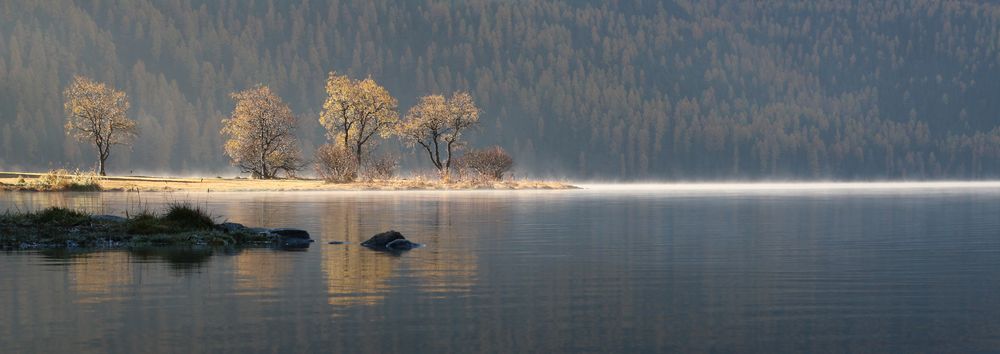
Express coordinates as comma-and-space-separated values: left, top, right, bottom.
1, 0, 1000, 179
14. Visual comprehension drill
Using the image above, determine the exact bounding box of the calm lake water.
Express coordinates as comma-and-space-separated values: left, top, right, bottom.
2, 185, 1000, 353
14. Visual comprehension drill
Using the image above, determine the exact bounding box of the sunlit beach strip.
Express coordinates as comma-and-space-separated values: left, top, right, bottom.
575, 181, 1000, 193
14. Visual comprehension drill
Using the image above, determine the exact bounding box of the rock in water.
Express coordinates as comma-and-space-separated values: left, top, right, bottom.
361, 230, 419, 250
269, 228, 314, 247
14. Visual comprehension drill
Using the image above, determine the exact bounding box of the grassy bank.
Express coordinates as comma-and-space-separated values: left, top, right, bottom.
0, 204, 274, 250
0, 170, 101, 191
0, 171, 576, 192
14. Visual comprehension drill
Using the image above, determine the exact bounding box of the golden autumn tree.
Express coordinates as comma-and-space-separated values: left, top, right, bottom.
221, 85, 304, 179
319, 72, 399, 169
63, 75, 138, 176
396, 92, 480, 176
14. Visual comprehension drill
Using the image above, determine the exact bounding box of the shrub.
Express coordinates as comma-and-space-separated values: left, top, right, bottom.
455, 146, 514, 180
29, 169, 102, 191
30, 207, 91, 226
163, 203, 215, 230
365, 154, 398, 180
126, 203, 215, 234
315, 144, 358, 183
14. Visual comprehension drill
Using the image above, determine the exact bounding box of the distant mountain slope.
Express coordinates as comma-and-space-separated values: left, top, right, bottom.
0, 0, 998, 178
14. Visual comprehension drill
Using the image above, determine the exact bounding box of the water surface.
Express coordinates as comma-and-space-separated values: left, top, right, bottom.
2, 185, 1000, 353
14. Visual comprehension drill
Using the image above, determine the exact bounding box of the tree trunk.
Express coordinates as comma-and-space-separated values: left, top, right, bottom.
98, 144, 108, 176
355, 145, 364, 171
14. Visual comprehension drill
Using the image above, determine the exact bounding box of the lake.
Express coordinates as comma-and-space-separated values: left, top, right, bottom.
2, 184, 1000, 353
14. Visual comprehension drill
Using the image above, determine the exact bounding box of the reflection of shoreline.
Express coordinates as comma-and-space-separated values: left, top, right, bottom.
70, 252, 133, 304
319, 194, 500, 307
234, 250, 294, 291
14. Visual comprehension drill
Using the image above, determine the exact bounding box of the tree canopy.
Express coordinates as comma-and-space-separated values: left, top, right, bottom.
319, 72, 399, 169
397, 92, 479, 175
63, 75, 137, 176
221, 85, 303, 179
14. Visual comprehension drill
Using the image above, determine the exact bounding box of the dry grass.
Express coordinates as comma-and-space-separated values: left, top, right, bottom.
0, 172, 576, 192
0, 170, 102, 191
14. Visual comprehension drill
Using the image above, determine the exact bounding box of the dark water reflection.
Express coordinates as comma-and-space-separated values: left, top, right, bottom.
2, 188, 1000, 353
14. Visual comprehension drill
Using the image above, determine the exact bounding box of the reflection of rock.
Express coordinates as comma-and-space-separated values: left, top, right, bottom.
323, 247, 396, 306
361, 230, 419, 251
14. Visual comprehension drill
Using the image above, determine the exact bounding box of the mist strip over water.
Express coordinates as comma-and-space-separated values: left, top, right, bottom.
576, 181, 1000, 190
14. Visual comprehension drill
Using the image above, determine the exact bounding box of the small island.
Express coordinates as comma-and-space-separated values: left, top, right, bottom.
0, 171, 575, 192
0, 204, 310, 250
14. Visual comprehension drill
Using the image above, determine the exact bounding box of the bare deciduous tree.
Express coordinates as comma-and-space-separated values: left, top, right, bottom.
396, 92, 480, 176
221, 85, 303, 179
319, 72, 399, 170
63, 75, 138, 176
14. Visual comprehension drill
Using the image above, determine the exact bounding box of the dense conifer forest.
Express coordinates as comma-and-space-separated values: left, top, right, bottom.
1, 0, 999, 179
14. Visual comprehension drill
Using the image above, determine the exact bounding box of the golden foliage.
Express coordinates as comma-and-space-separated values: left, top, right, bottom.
319, 72, 399, 168
221, 85, 303, 179
396, 92, 480, 175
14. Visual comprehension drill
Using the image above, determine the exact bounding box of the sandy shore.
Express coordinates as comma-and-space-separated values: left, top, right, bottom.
0, 172, 576, 192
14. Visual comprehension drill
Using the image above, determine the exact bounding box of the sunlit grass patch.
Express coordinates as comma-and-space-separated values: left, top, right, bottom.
6, 169, 103, 191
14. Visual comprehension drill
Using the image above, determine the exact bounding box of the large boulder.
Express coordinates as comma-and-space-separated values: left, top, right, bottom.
361, 230, 419, 251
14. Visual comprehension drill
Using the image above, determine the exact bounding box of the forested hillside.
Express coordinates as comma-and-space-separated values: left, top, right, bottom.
1, 0, 999, 179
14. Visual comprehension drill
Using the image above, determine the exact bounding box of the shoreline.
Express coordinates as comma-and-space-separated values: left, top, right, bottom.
0, 206, 309, 250
0, 172, 578, 192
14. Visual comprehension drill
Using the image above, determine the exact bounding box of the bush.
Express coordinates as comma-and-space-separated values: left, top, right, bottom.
315, 144, 358, 183
365, 154, 398, 180
163, 203, 215, 230
31, 207, 91, 226
455, 146, 514, 180
29, 169, 102, 191
126, 203, 215, 235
